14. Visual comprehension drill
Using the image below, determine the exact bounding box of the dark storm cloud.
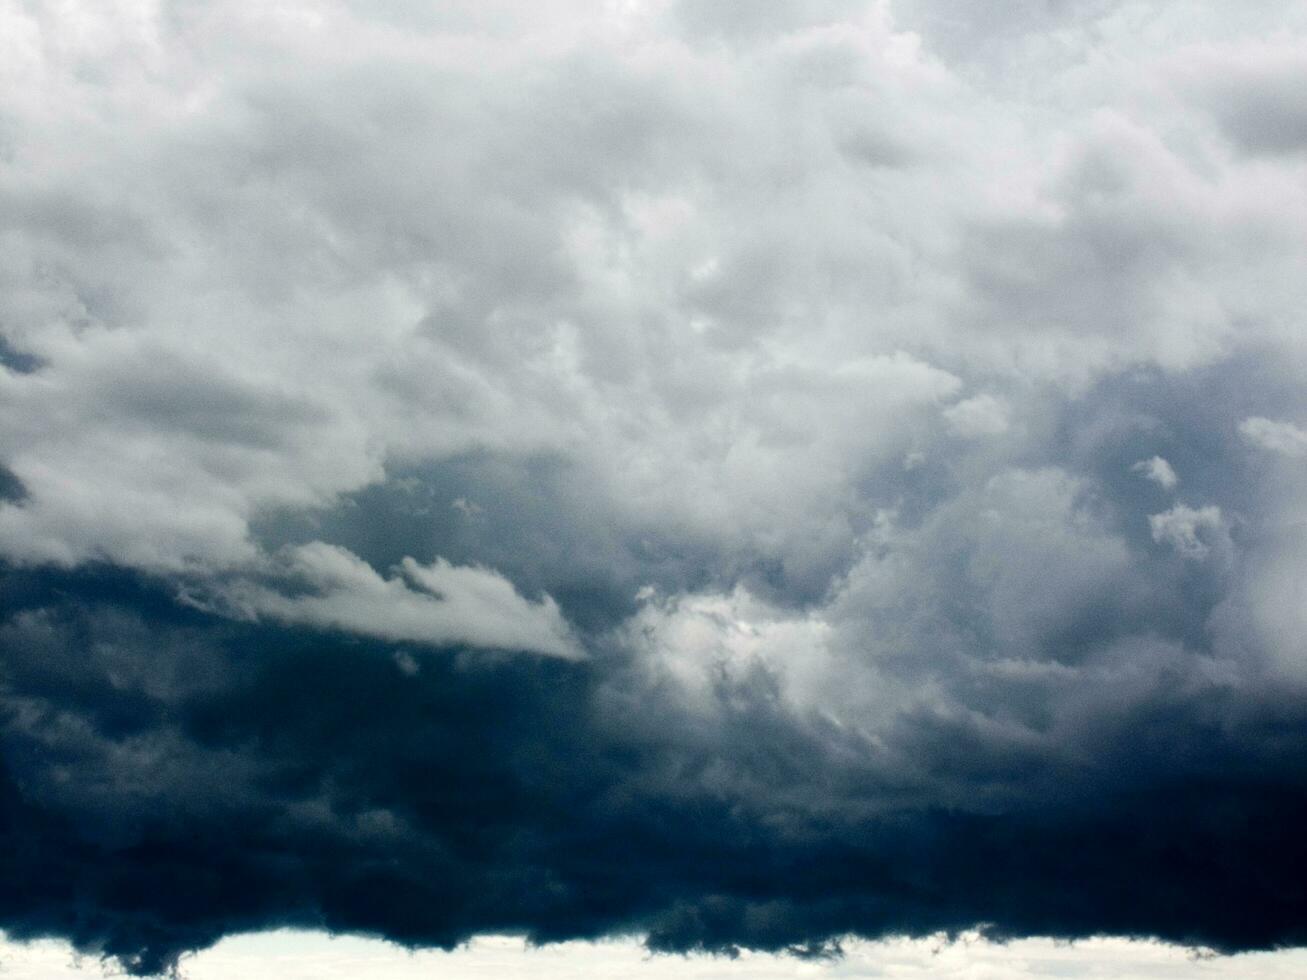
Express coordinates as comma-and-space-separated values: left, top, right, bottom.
2, 565, 1307, 976
0, 336, 41, 375
0, 466, 25, 505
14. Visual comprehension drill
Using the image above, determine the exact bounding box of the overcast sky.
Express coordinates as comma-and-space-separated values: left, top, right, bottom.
2, 0, 1307, 976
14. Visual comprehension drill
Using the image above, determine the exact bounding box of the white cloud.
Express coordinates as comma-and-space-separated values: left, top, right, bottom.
211, 543, 583, 658
1131, 455, 1178, 489
1240, 417, 1307, 458
0, 0, 1305, 665
622, 584, 835, 713
1149, 504, 1226, 560
943, 393, 1010, 437
10, 930, 1307, 980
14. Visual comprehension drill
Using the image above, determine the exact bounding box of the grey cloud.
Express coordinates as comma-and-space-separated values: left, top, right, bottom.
1179, 43, 1307, 155
0, 335, 41, 375
667, 0, 874, 43
889, 0, 1124, 66
0, 465, 25, 505
3, 0, 1307, 974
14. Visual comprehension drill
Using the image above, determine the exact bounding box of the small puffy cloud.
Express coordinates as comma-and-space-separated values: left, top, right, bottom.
451, 497, 484, 518
943, 394, 1010, 437
1131, 455, 1179, 489
1240, 416, 1307, 458
1149, 504, 1225, 560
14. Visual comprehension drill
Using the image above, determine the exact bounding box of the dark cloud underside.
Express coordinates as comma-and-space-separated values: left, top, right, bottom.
3, 568, 1307, 975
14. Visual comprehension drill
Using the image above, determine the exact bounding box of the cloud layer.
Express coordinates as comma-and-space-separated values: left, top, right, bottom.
3, 0, 1307, 974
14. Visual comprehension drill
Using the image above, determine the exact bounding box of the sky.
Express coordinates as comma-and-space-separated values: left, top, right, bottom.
1, 0, 1307, 976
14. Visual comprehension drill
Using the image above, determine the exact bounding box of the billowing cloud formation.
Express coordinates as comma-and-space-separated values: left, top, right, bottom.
3, 0, 1307, 975
1149, 503, 1227, 561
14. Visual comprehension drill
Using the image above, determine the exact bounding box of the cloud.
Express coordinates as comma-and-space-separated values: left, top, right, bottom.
1131, 455, 1179, 489
3, 570, 1306, 977
666, 0, 875, 43
1240, 417, 1307, 458
208, 543, 583, 659
943, 393, 1010, 437
1175, 41, 1307, 156
3, 0, 1307, 976
1149, 504, 1227, 560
